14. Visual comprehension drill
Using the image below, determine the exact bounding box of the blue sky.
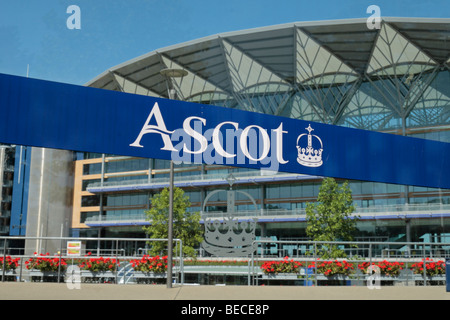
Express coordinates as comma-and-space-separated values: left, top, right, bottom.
1, 0, 448, 86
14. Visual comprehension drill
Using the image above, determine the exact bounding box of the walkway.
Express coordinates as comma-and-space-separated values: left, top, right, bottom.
0, 282, 448, 300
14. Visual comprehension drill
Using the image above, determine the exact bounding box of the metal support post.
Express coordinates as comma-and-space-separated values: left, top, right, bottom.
314, 242, 317, 286
2, 239, 6, 282
159, 67, 187, 289
167, 160, 175, 288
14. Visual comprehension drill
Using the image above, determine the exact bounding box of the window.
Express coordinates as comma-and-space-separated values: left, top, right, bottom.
81, 195, 102, 207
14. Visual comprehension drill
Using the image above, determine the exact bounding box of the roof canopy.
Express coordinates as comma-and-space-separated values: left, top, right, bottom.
87, 18, 450, 129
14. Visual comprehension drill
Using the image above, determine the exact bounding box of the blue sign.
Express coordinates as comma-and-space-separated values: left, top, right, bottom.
447, 260, 450, 292
0, 72, 449, 189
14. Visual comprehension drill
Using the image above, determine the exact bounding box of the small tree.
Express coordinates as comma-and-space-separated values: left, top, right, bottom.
143, 187, 203, 258
306, 177, 359, 258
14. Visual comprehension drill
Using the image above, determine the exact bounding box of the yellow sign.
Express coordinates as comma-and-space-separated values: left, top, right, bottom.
67, 241, 82, 257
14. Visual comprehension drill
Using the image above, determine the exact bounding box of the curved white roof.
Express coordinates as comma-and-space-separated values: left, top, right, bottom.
86, 18, 450, 129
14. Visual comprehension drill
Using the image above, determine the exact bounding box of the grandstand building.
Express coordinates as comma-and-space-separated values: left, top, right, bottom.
7, 18, 450, 255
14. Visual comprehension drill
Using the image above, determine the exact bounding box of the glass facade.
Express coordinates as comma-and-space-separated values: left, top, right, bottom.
72, 18, 450, 249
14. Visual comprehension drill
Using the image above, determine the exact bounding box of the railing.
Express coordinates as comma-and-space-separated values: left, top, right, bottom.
203, 203, 450, 218
0, 236, 184, 285
0, 236, 448, 287
249, 240, 450, 287
85, 214, 148, 224
86, 171, 308, 190
84, 203, 450, 225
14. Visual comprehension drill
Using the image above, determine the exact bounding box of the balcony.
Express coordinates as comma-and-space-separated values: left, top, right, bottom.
86, 171, 316, 194
84, 203, 450, 227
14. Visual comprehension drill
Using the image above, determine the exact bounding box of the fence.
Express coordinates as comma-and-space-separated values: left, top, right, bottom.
0, 236, 184, 285
0, 236, 448, 287
249, 240, 449, 287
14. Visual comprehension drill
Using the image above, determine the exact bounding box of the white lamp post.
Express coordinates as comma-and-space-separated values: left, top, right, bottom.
159, 68, 187, 288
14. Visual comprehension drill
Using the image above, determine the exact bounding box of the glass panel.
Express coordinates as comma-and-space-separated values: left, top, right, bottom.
296, 29, 358, 85
367, 24, 436, 76
81, 195, 102, 207
105, 158, 149, 173
83, 163, 102, 175
407, 70, 450, 128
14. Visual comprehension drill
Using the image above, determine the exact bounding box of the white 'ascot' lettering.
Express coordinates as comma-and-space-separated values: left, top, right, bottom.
129, 102, 176, 151
274, 123, 288, 164
212, 121, 239, 158
240, 125, 270, 162
130, 102, 289, 166
182, 116, 208, 154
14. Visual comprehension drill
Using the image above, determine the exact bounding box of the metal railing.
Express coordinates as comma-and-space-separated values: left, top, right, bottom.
0, 236, 184, 285
86, 171, 307, 190
249, 240, 450, 287
0, 236, 448, 287
84, 203, 450, 224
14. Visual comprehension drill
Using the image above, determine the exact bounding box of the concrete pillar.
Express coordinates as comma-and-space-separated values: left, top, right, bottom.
406, 219, 411, 256
25, 148, 74, 255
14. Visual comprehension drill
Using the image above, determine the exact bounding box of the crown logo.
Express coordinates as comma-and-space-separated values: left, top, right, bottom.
296, 124, 324, 168
201, 179, 257, 257
202, 216, 257, 257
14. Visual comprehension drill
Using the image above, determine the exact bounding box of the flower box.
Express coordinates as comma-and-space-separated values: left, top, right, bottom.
28, 270, 64, 282
326, 274, 350, 280
309, 260, 354, 278
261, 273, 300, 280
25, 253, 67, 272
80, 270, 115, 277
130, 271, 167, 284
411, 258, 446, 278
260, 257, 303, 277
321, 274, 352, 286
358, 261, 405, 278
133, 271, 167, 279
0, 270, 17, 281
130, 255, 168, 274
78, 254, 119, 273
413, 274, 446, 282
0, 256, 20, 272
80, 270, 116, 283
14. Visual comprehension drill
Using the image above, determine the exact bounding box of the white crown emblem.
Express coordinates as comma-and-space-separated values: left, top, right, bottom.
296, 124, 324, 168
201, 178, 257, 257
202, 216, 257, 257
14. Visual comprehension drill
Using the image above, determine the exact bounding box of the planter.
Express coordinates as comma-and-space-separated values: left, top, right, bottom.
326, 274, 350, 280
413, 274, 446, 285
133, 271, 167, 279
132, 271, 167, 284
80, 270, 116, 283
262, 273, 300, 280
412, 274, 445, 281
0, 270, 17, 276
28, 270, 64, 282
322, 274, 351, 286
0, 270, 17, 281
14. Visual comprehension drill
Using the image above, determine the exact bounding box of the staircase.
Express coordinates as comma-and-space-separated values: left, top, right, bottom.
117, 263, 135, 284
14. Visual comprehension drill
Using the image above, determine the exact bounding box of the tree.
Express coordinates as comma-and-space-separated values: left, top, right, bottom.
305, 177, 359, 258
143, 187, 203, 258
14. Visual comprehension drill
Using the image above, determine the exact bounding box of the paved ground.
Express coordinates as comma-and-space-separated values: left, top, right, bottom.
0, 282, 449, 300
